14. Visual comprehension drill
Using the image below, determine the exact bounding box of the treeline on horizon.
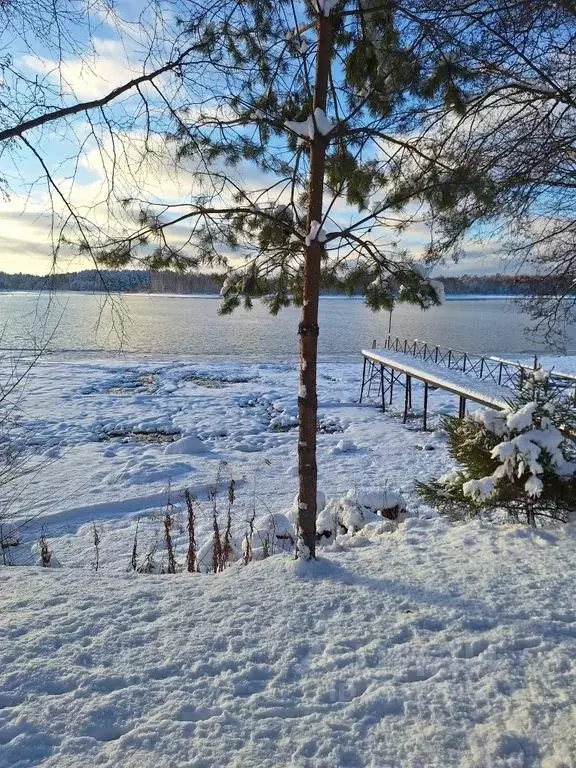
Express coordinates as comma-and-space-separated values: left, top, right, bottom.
0, 269, 562, 296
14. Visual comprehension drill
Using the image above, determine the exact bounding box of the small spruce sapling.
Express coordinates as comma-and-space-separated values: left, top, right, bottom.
417, 370, 576, 525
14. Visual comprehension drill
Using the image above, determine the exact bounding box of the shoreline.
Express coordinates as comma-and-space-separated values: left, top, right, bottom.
0, 289, 523, 300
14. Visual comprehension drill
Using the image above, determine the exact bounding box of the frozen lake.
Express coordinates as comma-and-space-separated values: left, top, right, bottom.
1, 291, 575, 357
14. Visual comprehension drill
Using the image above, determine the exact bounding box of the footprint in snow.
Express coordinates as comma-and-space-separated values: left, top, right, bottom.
499, 636, 542, 652
317, 678, 369, 703
455, 638, 489, 658
175, 705, 223, 722
398, 666, 437, 683
460, 616, 498, 632
413, 617, 446, 633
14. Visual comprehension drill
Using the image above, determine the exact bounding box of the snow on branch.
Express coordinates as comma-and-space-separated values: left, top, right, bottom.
285, 27, 310, 54
285, 116, 314, 140
305, 220, 327, 246
285, 108, 337, 139
314, 0, 340, 16
314, 108, 337, 136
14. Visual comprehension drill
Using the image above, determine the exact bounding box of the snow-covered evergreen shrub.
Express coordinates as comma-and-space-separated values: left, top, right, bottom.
417, 371, 576, 525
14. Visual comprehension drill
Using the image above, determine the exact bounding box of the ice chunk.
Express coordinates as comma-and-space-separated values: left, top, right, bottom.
243, 513, 295, 559
331, 439, 357, 454
164, 434, 208, 455
344, 487, 406, 512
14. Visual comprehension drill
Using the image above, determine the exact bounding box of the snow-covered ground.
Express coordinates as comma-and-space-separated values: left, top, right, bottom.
2, 355, 455, 569
2, 355, 576, 767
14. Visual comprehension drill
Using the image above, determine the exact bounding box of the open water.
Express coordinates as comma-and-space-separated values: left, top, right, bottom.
1, 292, 574, 358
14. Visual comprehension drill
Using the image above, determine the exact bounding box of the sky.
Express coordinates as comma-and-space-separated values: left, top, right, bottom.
0, 0, 512, 279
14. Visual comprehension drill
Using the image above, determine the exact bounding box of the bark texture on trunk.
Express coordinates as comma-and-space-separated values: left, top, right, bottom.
297, 13, 333, 559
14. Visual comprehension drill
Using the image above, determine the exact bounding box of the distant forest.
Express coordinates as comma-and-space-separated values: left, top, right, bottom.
0, 270, 221, 294
0, 269, 557, 296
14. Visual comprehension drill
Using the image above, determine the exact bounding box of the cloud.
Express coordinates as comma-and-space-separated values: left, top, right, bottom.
0, 151, 515, 276
2, 72, 517, 278
20, 38, 141, 102
435, 249, 515, 277
0, 210, 96, 274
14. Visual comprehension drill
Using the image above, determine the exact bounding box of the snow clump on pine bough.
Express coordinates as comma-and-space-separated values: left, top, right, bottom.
464, 396, 575, 502
285, 108, 336, 139
304, 220, 327, 246
315, 0, 340, 15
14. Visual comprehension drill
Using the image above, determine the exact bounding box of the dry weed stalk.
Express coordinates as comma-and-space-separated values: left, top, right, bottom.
91, 522, 101, 572
222, 478, 235, 567
137, 537, 158, 574
184, 489, 198, 573
211, 488, 224, 573
129, 519, 139, 572
163, 505, 177, 574
38, 533, 52, 567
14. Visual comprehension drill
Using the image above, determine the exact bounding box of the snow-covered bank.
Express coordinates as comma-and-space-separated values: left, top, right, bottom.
2, 521, 576, 767
1, 356, 454, 568
2, 355, 576, 767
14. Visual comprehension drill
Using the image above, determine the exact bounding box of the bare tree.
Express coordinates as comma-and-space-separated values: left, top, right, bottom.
404, 1, 576, 346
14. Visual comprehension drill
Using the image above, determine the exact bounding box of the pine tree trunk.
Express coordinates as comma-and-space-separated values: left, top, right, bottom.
297, 12, 333, 560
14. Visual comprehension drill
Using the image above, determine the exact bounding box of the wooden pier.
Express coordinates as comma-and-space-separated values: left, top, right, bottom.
359, 338, 576, 430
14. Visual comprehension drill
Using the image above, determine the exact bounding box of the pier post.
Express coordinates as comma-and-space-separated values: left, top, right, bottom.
403, 374, 410, 423
359, 356, 367, 403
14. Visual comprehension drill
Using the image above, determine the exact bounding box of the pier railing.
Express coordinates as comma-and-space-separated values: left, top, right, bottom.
381, 336, 576, 400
